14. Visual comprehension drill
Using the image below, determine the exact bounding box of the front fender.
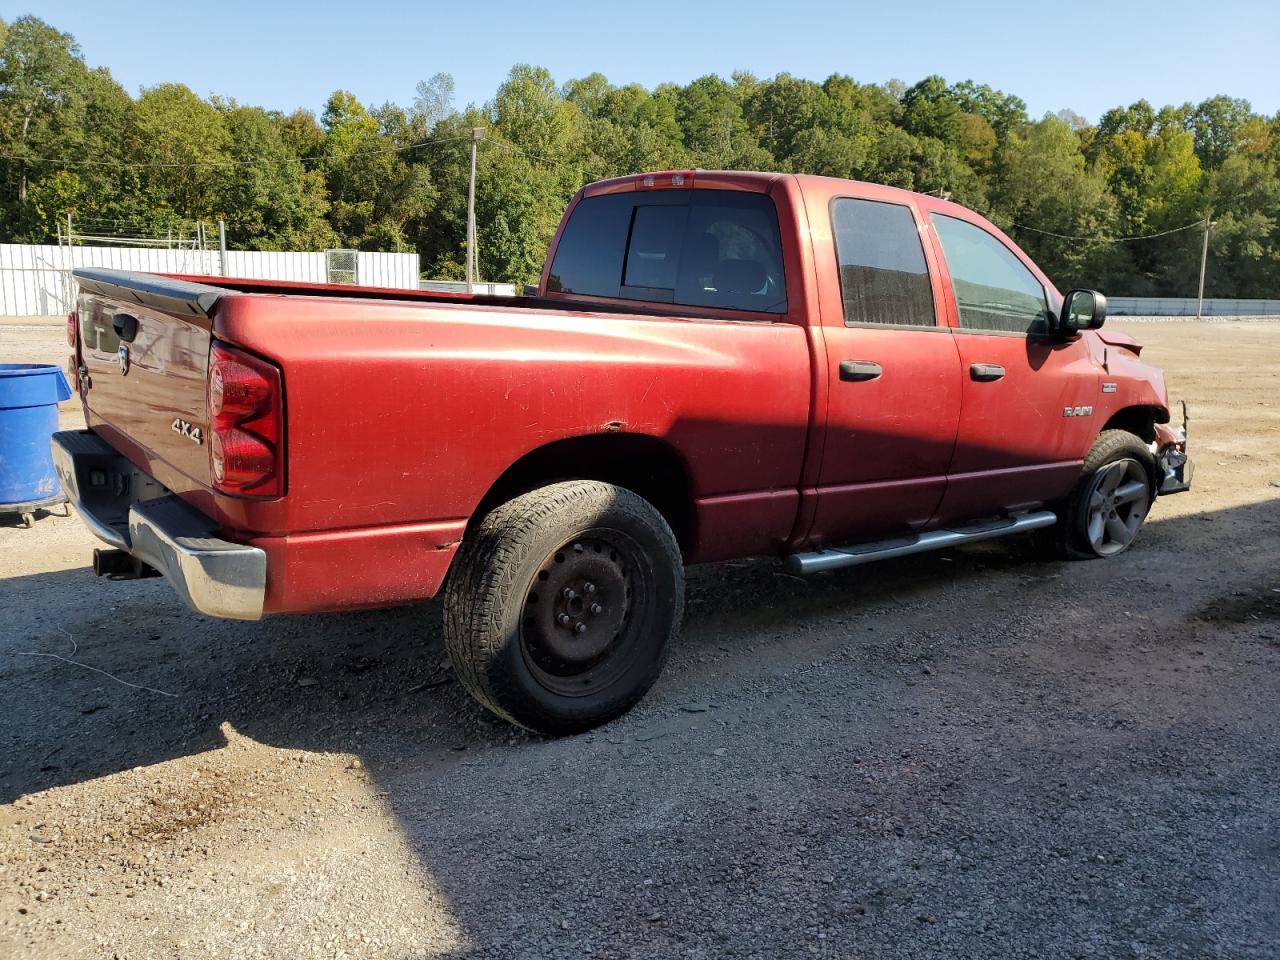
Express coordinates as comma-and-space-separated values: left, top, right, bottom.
1102, 358, 1170, 426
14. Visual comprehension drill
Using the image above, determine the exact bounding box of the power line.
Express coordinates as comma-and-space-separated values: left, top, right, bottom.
0, 133, 473, 170
483, 135, 559, 167
1010, 217, 1206, 243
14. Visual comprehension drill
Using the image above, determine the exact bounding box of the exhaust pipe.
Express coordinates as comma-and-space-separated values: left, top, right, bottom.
93, 548, 159, 580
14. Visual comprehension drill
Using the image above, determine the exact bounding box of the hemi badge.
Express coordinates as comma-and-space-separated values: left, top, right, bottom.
1102, 382, 1117, 393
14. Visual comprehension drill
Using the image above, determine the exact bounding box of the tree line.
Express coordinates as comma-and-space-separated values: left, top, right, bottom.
2, 14, 1278, 296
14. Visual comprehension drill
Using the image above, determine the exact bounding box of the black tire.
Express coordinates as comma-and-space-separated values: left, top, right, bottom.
443, 480, 684, 735
1037, 429, 1157, 560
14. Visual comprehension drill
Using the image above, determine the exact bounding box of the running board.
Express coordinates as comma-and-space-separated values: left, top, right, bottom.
786, 511, 1058, 575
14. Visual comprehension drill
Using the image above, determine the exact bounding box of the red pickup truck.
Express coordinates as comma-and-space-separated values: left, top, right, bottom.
54, 170, 1191, 734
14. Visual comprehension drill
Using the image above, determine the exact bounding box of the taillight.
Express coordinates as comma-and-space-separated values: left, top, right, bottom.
207, 342, 283, 497
67, 311, 78, 348
210, 354, 271, 419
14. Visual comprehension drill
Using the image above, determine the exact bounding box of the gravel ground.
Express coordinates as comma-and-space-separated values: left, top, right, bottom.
1, 317, 1278, 959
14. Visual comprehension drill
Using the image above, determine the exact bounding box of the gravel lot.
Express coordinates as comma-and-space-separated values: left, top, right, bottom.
1, 317, 1278, 959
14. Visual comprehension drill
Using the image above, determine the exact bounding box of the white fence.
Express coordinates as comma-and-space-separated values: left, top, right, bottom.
1108, 296, 1280, 317
0, 244, 420, 317
420, 279, 518, 296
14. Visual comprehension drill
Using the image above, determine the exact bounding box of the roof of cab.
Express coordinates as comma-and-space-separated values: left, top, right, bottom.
582, 169, 960, 211
582, 170, 781, 197
791, 172, 934, 205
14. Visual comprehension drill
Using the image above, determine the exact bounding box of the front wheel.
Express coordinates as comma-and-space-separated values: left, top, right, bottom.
443, 480, 684, 735
1042, 429, 1156, 560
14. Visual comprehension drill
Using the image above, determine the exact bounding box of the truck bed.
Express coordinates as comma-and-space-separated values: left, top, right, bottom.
68, 267, 814, 614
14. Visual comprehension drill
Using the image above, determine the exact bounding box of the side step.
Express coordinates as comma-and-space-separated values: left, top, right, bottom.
786, 510, 1058, 575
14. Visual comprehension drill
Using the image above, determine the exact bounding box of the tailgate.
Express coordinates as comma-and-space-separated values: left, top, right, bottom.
75, 269, 230, 487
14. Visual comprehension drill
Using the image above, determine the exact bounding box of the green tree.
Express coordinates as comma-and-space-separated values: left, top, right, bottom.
745, 73, 830, 161
675, 74, 770, 170
128, 84, 230, 227
321, 90, 435, 250
412, 72, 455, 127
1188, 95, 1253, 168
993, 117, 1120, 289
900, 75, 963, 144
949, 80, 1027, 139
217, 104, 335, 250
0, 16, 81, 209
1202, 152, 1280, 296
788, 126, 868, 179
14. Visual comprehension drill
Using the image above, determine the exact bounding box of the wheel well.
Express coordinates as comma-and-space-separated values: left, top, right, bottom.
468, 434, 694, 551
1102, 405, 1162, 444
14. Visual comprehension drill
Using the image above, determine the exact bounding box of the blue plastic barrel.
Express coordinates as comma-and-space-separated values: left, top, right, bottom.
0, 364, 74, 508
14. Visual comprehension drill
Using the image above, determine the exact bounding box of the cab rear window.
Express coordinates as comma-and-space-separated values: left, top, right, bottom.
547, 190, 788, 314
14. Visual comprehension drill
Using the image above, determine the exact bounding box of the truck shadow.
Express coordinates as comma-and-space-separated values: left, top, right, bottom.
3, 494, 1275, 806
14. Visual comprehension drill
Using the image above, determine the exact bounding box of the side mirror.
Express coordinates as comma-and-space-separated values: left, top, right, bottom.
1059, 289, 1107, 335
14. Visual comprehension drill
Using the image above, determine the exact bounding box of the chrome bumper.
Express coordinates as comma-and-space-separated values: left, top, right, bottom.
51, 430, 267, 620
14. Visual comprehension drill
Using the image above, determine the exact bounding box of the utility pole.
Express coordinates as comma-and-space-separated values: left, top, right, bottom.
218, 219, 228, 276
466, 127, 484, 292
1196, 216, 1214, 320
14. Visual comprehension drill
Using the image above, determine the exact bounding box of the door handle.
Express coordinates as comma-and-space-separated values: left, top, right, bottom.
969, 362, 1005, 382
112, 313, 139, 343
839, 360, 882, 382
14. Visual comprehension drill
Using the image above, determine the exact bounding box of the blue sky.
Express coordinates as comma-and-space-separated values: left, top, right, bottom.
12, 0, 1280, 122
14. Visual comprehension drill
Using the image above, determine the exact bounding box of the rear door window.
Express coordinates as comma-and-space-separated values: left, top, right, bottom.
831, 197, 936, 327
548, 190, 787, 315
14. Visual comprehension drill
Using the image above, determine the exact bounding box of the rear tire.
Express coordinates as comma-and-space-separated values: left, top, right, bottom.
1038, 429, 1156, 560
443, 480, 684, 735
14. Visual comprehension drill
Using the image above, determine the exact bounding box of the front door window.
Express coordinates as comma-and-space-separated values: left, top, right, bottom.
931, 214, 1051, 335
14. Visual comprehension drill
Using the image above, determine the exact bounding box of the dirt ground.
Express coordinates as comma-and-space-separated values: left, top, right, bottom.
1, 316, 1277, 960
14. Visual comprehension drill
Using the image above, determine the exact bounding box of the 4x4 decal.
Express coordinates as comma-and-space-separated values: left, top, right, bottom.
171, 418, 204, 445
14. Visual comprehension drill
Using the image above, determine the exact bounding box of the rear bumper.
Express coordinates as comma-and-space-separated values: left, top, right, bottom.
51, 430, 267, 620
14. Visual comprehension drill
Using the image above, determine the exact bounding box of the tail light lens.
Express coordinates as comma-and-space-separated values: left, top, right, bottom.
207, 342, 284, 497
67, 311, 78, 348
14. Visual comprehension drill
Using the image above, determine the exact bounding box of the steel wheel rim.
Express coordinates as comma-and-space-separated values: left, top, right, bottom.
1085, 458, 1151, 556
518, 528, 652, 697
